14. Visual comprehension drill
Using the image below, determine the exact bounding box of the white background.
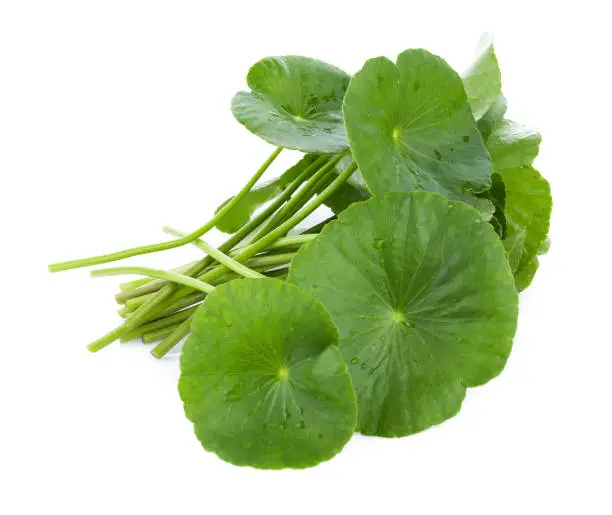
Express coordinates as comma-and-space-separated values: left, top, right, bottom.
1, 1, 610, 514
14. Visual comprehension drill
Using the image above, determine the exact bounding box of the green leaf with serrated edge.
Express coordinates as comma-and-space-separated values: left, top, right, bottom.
288, 192, 518, 437
478, 94, 507, 140
215, 154, 317, 233
324, 155, 371, 214
343, 49, 493, 213
500, 166, 551, 291
487, 119, 541, 169
179, 279, 357, 469
232, 56, 351, 153
462, 36, 502, 120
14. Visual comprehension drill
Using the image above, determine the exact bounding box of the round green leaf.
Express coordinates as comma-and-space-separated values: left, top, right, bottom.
232, 56, 351, 153
343, 49, 493, 208
288, 192, 518, 437
179, 279, 357, 469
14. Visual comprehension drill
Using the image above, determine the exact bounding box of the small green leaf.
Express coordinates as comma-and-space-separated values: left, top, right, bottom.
462, 36, 502, 120
501, 166, 552, 291
232, 56, 351, 153
215, 154, 317, 233
487, 119, 541, 170
477, 94, 507, 140
179, 279, 357, 469
343, 49, 493, 210
289, 192, 518, 437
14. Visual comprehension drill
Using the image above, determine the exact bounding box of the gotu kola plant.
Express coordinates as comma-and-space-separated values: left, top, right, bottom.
48, 37, 552, 468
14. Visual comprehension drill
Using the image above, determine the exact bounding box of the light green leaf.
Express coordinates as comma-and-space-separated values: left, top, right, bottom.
487, 119, 541, 170
232, 56, 351, 153
477, 93, 507, 140
179, 279, 357, 469
289, 192, 518, 437
462, 36, 502, 120
343, 49, 493, 211
503, 228, 526, 272
501, 166, 552, 291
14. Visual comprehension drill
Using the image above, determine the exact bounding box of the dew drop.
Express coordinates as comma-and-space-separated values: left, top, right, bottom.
350, 357, 359, 365
434, 150, 442, 160
463, 135, 470, 142
373, 238, 385, 249
360, 362, 368, 370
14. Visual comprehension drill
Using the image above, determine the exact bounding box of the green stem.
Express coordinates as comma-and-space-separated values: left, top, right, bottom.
119, 252, 296, 316
49, 147, 282, 272
143, 326, 180, 344
91, 267, 215, 294
151, 157, 356, 358
121, 306, 198, 342
87, 154, 328, 352
249, 155, 341, 241
115, 260, 200, 304
151, 319, 191, 358
121, 155, 327, 326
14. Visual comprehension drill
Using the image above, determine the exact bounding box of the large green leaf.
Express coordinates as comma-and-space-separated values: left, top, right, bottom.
232, 56, 351, 153
215, 154, 317, 233
179, 279, 357, 469
289, 192, 518, 437
462, 37, 502, 120
343, 49, 493, 210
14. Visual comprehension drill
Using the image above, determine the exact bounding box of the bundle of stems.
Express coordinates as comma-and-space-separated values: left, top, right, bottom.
49, 148, 357, 358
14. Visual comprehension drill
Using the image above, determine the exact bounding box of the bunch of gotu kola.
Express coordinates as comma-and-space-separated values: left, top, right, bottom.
50, 43, 550, 363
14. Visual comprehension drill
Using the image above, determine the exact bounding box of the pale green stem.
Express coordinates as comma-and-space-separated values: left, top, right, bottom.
49, 147, 282, 272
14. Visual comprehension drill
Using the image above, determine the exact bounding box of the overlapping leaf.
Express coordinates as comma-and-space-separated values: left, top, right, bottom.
179, 279, 357, 469
343, 49, 493, 213
232, 56, 351, 153
289, 192, 518, 437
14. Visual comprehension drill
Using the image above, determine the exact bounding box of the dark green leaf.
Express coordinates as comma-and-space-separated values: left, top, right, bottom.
289, 192, 518, 437
179, 279, 357, 469
343, 49, 493, 211
232, 56, 351, 153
